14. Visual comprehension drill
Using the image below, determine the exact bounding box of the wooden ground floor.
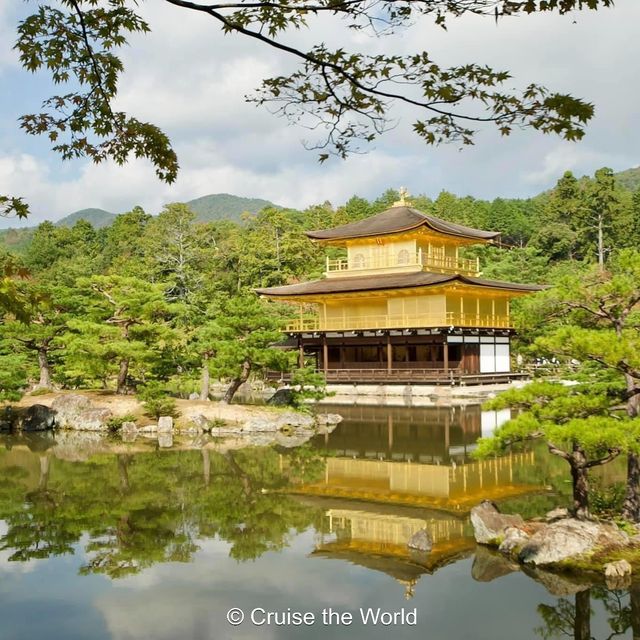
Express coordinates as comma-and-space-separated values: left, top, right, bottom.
274, 328, 517, 385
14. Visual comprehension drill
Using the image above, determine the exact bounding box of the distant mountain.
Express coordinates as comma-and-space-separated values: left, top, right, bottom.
615, 167, 640, 192
55, 208, 117, 229
185, 193, 279, 222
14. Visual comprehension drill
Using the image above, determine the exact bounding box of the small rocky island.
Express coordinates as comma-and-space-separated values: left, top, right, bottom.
0, 391, 342, 450
470, 500, 639, 587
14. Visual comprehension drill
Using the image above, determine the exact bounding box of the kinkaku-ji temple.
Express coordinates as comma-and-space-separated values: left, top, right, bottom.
257, 190, 543, 384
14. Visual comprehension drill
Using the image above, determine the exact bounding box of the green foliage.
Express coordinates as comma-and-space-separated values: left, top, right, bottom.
288, 367, 330, 408
56, 208, 116, 229
589, 478, 626, 520
187, 194, 279, 223
0, 445, 325, 575
137, 382, 179, 419
106, 414, 137, 433
0, 352, 29, 401
8, 1, 619, 213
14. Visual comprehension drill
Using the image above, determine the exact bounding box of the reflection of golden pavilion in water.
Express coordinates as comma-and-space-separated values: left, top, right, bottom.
312, 502, 472, 599
300, 405, 541, 598
304, 404, 537, 510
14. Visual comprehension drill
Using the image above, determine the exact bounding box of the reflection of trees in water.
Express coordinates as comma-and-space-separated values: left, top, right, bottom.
536, 585, 640, 640
0, 445, 326, 577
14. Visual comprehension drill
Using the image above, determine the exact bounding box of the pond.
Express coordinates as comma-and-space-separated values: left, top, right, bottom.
0, 404, 635, 639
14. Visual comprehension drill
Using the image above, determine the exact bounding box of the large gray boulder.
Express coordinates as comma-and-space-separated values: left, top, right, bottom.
243, 411, 315, 432
498, 526, 531, 555
51, 394, 113, 431
470, 500, 525, 544
0, 406, 18, 432
22, 404, 56, 431
518, 519, 629, 566
267, 388, 294, 406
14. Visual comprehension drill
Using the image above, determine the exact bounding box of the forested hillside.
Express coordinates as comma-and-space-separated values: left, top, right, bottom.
56, 208, 117, 229
0, 166, 639, 402
185, 193, 280, 222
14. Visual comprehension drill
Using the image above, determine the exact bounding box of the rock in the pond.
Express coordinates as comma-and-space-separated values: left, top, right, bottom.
189, 414, 212, 433
188, 392, 200, 401
518, 519, 629, 566
604, 559, 632, 579
498, 526, 530, 554
315, 414, 343, 435
267, 388, 294, 406
545, 507, 570, 523
316, 413, 343, 426
51, 394, 112, 431
604, 559, 633, 589
120, 421, 137, 443
158, 432, 173, 448
138, 424, 158, 433
274, 429, 316, 448
22, 404, 56, 431
157, 416, 173, 433
407, 528, 432, 552
472, 546, 520, 582
243, 412, 315, 432
470, 500, 525, 544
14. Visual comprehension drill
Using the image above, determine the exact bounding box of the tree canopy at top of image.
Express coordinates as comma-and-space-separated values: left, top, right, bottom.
2, 0, 617, 217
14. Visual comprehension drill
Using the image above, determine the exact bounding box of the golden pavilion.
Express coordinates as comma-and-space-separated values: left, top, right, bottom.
257, 190, 542, 384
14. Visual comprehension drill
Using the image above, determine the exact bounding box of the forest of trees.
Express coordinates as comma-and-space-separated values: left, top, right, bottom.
1, 166, 639, 407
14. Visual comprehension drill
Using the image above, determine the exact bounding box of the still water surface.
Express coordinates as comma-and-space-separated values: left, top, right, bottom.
0, 404, 635, 639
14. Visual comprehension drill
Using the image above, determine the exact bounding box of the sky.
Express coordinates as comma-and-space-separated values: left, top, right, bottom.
0, 1, 638, 227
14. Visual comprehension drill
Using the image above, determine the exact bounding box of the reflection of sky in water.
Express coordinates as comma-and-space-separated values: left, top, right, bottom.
0, 523, 628, 640
0, 404, 631, 639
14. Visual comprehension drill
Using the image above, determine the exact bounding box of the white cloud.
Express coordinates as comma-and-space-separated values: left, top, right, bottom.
1, 0, 639, 225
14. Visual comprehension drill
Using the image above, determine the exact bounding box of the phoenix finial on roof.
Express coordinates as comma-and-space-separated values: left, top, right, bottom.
393, 186, 411, 207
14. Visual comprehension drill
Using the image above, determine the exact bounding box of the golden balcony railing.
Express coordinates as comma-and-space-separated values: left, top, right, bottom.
285, 312, 512, 332
325, 252, 480, 277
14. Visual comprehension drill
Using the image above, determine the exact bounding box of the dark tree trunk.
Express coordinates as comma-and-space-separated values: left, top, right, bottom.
570, 456, 590, 520
624, 373, 640, 522
116, 358, 129, 395
199, 358, 210, 401
623, 453, 640, 523
37, 347, 52, 388
221, 358, 251, 404
574, 589, 591, 640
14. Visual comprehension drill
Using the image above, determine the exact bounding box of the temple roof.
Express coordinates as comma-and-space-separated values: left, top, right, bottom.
306, 206, 500, 242
256, 271, 544, 298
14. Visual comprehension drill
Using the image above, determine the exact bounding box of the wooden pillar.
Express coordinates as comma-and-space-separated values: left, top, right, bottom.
386, 333, 392, 373
298, 338, 304, 369
443, 340, 449, 374
322, 334, 328, 375
387, 414, 394, 452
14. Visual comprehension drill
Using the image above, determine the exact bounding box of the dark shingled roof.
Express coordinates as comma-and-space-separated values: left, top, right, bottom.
306, 206, 500, 242
256, 272, 544, 298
